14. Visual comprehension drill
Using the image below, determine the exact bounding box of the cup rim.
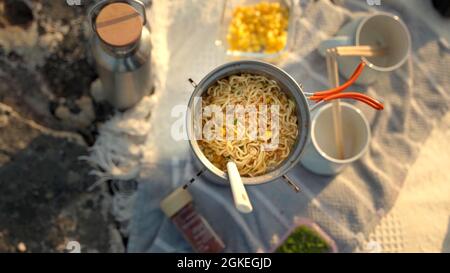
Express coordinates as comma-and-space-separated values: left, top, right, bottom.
310, 102, 371, 164
356, 12, 411, 72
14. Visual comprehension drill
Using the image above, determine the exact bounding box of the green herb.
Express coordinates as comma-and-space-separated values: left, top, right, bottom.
275, 226, 331, 253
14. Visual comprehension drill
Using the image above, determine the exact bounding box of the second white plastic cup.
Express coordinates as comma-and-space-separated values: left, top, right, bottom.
300, 102, 371, 176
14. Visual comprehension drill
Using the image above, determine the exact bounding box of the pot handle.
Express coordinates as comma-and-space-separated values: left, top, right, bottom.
227, 162, 253, 213
309, 95, 384, 112
181, 168, 206, 189
282, 174, 301, 193
306, 61, 384, 111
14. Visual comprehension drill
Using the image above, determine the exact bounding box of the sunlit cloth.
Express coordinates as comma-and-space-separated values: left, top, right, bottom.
87, 0, 450, 252
80, 96, 154, 190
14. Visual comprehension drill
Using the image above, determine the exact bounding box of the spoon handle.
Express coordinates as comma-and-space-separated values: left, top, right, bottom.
227, 162, 253, 214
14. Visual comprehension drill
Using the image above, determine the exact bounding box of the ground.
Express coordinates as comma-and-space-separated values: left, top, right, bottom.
0, 0, 123, 252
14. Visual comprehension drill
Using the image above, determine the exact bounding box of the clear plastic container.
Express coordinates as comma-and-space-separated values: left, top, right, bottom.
215, 0, 299, 62
270, 217, 338, 253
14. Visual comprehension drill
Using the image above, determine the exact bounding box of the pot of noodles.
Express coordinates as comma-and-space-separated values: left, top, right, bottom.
186, 60, 311, 186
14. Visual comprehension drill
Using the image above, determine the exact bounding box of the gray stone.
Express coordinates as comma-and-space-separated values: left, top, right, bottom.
0, 0, 113, 134
0, 0, 145, 253
0, 103, 123, 253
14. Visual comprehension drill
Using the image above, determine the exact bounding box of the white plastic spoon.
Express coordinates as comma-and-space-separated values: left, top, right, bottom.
227, 161, 253, 213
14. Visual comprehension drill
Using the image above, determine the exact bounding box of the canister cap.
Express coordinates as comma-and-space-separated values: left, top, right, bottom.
95, 2, 143, 47
160, 187, 193, 218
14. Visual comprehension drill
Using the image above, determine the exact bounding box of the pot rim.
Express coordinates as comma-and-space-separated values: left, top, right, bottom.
186, 60, 311, 185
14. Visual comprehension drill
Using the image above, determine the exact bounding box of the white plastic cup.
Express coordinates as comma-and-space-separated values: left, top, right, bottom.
300, 102, 371, 176
318, 12, 411, 85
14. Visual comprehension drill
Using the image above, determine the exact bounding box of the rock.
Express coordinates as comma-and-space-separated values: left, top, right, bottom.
0, 0, 151, 253
3, 0, 34, 27
90, 79, 106, 103
0, 0, 100, 134
55, 96, 96, 130
17, 242, 27, 253
0, 112, 8, 127
0, 104, 123, 253
67, 171, 81, 185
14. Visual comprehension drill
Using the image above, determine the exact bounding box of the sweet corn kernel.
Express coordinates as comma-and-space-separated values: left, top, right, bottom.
227, 1, 289, 53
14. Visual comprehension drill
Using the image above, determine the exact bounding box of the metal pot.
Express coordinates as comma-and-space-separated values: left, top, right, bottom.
186, 60, 311, 186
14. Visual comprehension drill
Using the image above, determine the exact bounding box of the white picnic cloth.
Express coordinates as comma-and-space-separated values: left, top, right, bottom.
85, 0, 450, 252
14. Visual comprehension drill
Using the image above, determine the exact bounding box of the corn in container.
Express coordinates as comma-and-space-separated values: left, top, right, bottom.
216, 0, 299, 62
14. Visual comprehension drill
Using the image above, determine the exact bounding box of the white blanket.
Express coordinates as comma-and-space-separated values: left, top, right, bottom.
85, 0, 450, 252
